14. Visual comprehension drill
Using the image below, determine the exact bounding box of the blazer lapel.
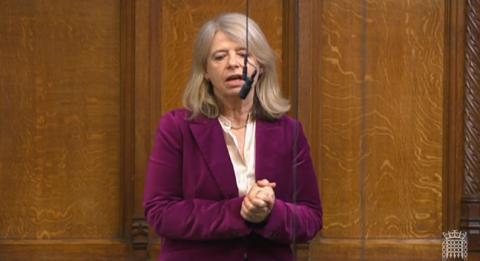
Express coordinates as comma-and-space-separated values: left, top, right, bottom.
189, 116, 238, 198
255, 119, 282, 183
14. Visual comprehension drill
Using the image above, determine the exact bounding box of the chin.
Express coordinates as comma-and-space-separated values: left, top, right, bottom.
225, 89, 242, 97
226, 84, 243, 89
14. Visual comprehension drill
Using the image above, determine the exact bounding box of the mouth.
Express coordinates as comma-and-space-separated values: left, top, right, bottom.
226, 74, 243, 81
225, 74, 244, 87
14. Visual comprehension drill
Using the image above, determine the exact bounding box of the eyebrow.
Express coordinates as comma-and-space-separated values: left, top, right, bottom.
211, 47, 247, 55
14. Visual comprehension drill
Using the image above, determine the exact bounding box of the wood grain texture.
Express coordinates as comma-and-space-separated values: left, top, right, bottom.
299, 0, 447, 259
364, 0, 444, 238
302, 0, 364, 239
0, 0, 121, 241
0, 0, 472, 260
0, 239, 128, 261
312, 238, 441, 261
282, 0, 298, 117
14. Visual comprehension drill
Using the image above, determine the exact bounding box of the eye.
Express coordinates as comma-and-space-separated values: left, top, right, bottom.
238, 51, 249, 58
212, 54, 225, 61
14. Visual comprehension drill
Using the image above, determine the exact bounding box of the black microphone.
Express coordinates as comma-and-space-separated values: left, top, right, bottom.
240, 4, 255, 100
239, 64, 257, 100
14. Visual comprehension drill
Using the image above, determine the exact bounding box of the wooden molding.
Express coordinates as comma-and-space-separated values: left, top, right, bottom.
131, 218, 149, 250
0, 240, 129, 261
282, 1, 310, 257
120, 0, 136, 242
282, 0, 299, 118
462, 0, 480, 252
463, 0, 480, 195
444, 0, 466, 232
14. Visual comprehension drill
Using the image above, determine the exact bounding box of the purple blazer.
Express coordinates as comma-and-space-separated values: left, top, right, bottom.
143, 109, 322, 261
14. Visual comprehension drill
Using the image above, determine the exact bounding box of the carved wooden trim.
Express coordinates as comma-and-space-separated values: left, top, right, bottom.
132, 0, 164, 259
462, 0, 480, 252
127, 0, 165, 259
464, 0, 480, 196
131, 218, 149, 250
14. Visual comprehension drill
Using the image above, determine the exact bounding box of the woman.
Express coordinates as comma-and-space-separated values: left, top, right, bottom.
143, 13, 322, 261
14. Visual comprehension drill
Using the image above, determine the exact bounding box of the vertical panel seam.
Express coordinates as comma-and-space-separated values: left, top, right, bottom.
359, 0, 368, 260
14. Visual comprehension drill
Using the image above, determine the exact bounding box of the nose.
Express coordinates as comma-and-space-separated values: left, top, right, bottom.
227, 53, 241, 69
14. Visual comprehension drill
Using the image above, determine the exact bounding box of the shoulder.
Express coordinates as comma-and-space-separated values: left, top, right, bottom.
155, 109, 194, 139
274, 115, 308, 144
257, 115, 304, 144
153, 109, 196, 149
270, 114, 302, 130
158, 108, 193, 128
161, 108, 190, 122
157, 108, 216, 134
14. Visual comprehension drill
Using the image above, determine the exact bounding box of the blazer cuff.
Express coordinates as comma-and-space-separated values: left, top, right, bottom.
229, 196, 254, 237
251, 199, 289, 243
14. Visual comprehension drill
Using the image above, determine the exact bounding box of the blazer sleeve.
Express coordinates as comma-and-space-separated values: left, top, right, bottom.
143, 111, 251, 240
253, 120, 323, 244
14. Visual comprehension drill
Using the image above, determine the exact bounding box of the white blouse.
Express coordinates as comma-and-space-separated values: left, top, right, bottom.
218, 115, 256, 196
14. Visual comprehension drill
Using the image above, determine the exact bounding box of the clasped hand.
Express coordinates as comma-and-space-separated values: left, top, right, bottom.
240, 179, 276, 223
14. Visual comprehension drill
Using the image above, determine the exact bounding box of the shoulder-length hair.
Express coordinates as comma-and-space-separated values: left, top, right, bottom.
182, 13, 290, 121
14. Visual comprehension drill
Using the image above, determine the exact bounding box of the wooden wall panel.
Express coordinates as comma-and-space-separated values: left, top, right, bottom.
364, 0, 444, 239
0, 0, 475, 260
299, 0, 447, 260
297, 0, 366, 245
0, 0, 127, 259
159, 0, 242, 113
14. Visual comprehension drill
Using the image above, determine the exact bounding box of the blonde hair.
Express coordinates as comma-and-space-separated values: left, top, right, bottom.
182, 13, 290, 120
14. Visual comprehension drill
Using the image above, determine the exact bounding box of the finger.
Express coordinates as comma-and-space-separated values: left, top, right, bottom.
256, 179, 270, 186
255, 192, 272, 203
250, 203, 268, 214
241, 201, 250, 218
249, 196, 268, 208
255, 187, 275, 199
256, 186, 274, 194
242, 205, 262, 223
255, 189, 275, 207
245, 197, 270, 215
244, 195, 264, 212
240, 205, 247, 219
257, 179, 276, 188
256, 196, 274, 210
247, 184, 261, 195
242, 200, 265, 221
243, 195, 254, 210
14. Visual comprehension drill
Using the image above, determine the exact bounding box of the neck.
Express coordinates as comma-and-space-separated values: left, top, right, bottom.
221, 106, 251, 123
219, 100, 252, 127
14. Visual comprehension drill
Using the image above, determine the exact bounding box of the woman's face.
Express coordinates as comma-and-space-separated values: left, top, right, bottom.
205, 31, 259, 101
